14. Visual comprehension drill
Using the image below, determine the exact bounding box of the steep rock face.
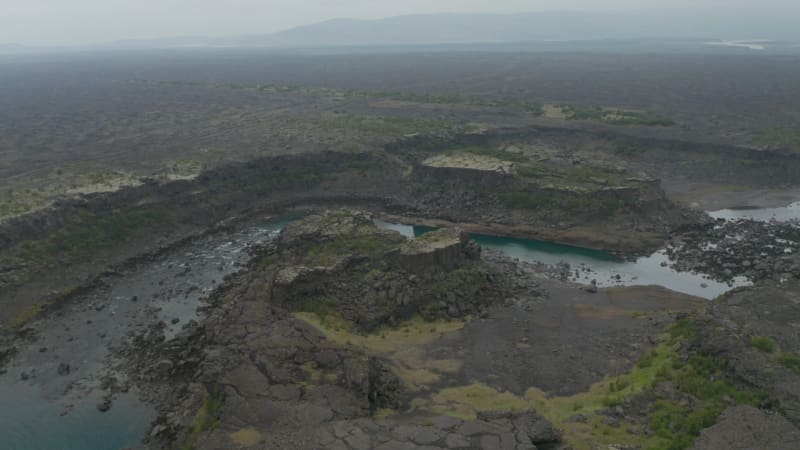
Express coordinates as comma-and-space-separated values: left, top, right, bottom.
269, 210, 497, 332
396, 227, 479, 273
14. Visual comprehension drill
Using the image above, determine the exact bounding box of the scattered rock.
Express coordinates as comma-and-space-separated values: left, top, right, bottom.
57, 363, 71, 376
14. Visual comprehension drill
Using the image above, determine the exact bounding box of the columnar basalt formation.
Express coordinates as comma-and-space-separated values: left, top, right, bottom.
269, 210, 496, 332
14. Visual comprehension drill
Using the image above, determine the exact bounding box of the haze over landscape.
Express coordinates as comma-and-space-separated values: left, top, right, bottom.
3, 1, 800, 450
2, 0, 800, 47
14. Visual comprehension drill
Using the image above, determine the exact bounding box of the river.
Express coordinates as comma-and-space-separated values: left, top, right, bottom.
0, 218, 290, 450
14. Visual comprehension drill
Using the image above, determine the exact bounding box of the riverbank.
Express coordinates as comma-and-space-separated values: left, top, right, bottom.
378, 213, 667, 257
0, 217, 289, 450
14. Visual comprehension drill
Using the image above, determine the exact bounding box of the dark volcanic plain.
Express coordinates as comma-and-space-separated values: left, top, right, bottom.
1, 48, 800, 450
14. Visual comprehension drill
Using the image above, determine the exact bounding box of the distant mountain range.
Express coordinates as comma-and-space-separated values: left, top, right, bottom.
254, 11, 800, 47
3, 10, 800, 52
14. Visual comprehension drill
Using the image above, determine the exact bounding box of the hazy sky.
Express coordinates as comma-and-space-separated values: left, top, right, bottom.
0, 0, 795, 46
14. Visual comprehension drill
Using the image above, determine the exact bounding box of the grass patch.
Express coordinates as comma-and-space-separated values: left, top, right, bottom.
303, 233, 393, 266
154, 80, 542, 118
182, 386, 225, 450
647, 400, 720, 449
310, 114, 463, 136
299, 297, 351, 331
498, 191, 556, 210
777, 352, 800, 373
669, 317, 696, 340
749, 336, 777, 353
257, 254, 277, 270
515, 165, 549, 179
373, 408, 398, 420
497, 190, 623, 218
449, 146, 529, 163
414, 318, 765, 450
562, 106, 675, 127
752, 127, 800, 151
295, 312, 465, 354
0, 196, 41, 218
15, 207, 172, 264
423, 265, 491, 303
5, 302, 49, 332
229, 428, 262, 447
412, 383, 530, 420
614, 145, 644, 157
295, 313, 465, 391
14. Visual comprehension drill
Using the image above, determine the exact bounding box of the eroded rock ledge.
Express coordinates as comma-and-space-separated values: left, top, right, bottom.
269, 210, 494, 332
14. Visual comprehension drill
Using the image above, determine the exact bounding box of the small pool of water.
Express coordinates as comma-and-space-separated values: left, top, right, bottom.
376, 220, 748, 299
709, 201, 800, 222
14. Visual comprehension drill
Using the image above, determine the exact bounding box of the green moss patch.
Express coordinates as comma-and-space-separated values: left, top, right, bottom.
749, 335, 777, 353
448, 146, 529, 163
303, 233, 394, 266
181, 386, 225, 450
778, 353, 800, 373
561, 106, 676, 126
13, 207, 173, 264
413, 318, 767, 450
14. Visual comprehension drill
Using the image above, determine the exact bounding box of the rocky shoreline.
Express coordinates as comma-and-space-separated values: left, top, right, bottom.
666, 218, 800, 283
103, 209, 800, 450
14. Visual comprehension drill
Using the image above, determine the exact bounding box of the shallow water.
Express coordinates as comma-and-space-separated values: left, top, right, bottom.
0, 217, 291, 450
0, 383, 153, 450
709, 201, 800, 222
375, 220, 748, 299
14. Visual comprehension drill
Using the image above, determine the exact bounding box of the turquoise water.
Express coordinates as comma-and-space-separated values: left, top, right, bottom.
375, 220, 747, 299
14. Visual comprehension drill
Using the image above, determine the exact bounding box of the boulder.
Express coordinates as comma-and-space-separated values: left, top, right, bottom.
57, 363, 71, 376
154, 359, 175, 376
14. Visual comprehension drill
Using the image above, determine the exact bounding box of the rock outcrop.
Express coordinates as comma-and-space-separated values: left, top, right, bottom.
692, 405, 800, 450
396, 227, 478, 273
269, 210, 498, 332
667, 218, 800, 283
691, 281, 800, 426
